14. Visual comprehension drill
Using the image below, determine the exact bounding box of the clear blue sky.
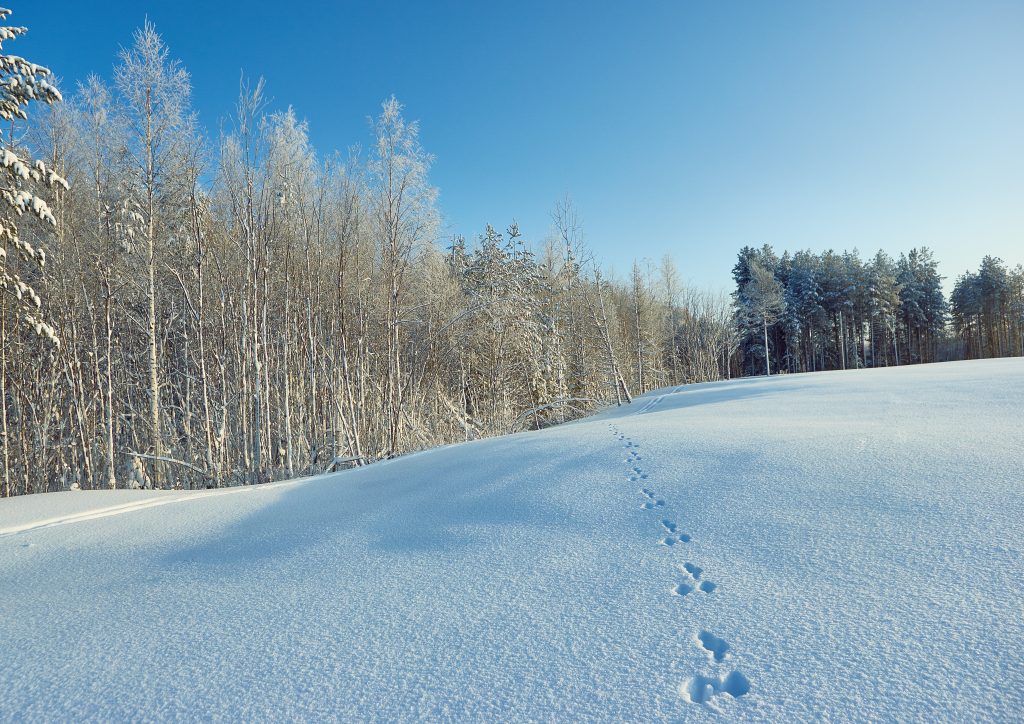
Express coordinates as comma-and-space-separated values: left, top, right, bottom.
14, 1, 1024, 292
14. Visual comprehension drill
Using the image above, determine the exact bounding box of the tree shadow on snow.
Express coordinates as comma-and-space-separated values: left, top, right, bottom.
156, 433, 592, 571
620, 375, 816, 419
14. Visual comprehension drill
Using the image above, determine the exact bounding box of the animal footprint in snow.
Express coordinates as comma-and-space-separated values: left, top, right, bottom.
670, 563, 713, 595
677, 562, 715, 592
659, 522, 691, 544
659, 520, 692, 544
680, 671, 750, 704
671, 582, 695, 597
697, 631, 730, 662
640, 489, 665, 509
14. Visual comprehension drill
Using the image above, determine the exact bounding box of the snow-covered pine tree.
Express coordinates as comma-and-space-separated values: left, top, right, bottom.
897, 247, 946, 364
950, 256, 1023, 360
743, 259, 786, 376
0, 6, 68, 499
781, 250, 823, 372
0, 6, 67, 345
867, 250, 902, 367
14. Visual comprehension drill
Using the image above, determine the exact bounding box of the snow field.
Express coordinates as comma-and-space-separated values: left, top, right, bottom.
1, 358, 1022, 721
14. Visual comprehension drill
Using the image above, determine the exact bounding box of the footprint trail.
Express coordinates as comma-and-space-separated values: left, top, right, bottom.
609, 406, 750, 708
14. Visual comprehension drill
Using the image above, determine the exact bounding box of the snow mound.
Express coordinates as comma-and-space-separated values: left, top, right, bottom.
1, 358, 1022, 721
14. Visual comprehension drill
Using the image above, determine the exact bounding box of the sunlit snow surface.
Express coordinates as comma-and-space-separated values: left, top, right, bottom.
2, 358, 1022, 721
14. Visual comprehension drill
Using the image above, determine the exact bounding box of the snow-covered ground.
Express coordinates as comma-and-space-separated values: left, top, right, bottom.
2, 358, 1022, 721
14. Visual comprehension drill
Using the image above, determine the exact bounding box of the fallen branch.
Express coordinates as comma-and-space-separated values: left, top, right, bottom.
120, 451, 208, 477
327, 455, 366, 472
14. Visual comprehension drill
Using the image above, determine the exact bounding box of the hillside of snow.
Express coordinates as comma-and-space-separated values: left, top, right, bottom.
1, 358, 1022, 721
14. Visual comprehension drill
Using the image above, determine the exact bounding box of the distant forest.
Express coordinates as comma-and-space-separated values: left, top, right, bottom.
1, 15, 1020, 497
731, 246, 1023, 377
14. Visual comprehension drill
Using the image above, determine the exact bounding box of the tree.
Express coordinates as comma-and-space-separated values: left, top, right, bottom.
742, 259, 785, 376
550, 196, 592, 401
951, 257, 1022, 360
587, 266, 632, 405
732, 245, 783, 375
0, 6, 66, 342
369, 96, 438, 457
897, 248, 946, 364
113, 21, 195, 488
658, 254, 682, 382
0, 6, 67, 499
782, 250, 824, 372
866, 250, 901, 367
628, 260, 659, 393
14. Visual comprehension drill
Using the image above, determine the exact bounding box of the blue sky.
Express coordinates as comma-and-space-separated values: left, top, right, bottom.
14, 1, 1024, 292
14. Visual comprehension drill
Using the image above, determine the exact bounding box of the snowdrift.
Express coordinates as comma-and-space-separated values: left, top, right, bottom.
2, 358, 1022, 721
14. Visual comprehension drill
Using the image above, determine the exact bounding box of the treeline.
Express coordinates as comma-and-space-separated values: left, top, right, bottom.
1, 19, 733, 496
950, 257, 1024, 360
5, 13, 1018, 498
732, 245, 1023, 375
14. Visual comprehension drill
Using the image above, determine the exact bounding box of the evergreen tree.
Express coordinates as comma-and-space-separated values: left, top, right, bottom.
897, 248, 946, 364
783, 250, 824, 372
741, 259, 785, 376
951, 257, 1022, 359
732, 244, 781, 375
0, 6, 67, 346
866, 250, 902, 366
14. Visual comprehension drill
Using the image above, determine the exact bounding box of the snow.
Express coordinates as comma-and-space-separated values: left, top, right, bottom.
1, 358, 1022, 721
